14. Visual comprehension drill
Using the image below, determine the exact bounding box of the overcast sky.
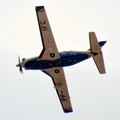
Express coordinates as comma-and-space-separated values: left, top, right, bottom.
0, 0, 120, 120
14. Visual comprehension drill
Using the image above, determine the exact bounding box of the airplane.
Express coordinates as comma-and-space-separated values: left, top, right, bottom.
16, 6, 107, 113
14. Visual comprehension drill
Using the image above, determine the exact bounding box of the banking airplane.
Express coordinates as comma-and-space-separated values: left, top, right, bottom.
16, 6, 107, 113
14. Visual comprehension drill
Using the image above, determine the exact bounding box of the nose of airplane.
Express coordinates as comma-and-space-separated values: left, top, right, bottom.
16, 64, 20, 67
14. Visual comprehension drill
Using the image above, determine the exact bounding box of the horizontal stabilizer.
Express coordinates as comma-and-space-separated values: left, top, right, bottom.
89, 32, 106, 74
93, 52, 106, 74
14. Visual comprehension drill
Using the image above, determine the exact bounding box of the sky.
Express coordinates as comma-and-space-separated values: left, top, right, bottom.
0, 0, 120, 120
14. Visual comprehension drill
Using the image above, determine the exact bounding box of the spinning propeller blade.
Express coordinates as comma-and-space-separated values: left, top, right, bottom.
17, 56, 23, 73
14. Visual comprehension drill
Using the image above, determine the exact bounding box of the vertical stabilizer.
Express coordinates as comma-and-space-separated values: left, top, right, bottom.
89, 32, 106, 74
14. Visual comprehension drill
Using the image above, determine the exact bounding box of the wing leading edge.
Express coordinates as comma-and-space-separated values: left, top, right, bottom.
42, 67, 73, 113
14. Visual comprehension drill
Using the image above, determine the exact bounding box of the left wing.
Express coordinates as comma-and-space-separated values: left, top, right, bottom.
42, 67, 73, 113
36, 6, 60, 60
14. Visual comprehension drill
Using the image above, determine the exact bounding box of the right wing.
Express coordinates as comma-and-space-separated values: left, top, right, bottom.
36, 6, 60, 60
42, 67, 73, 113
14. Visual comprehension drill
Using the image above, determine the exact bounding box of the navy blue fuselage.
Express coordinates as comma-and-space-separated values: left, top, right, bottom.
25, 51, 91, 70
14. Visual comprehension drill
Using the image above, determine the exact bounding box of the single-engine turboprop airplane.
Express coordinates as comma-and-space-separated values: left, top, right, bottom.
16, 6, 107, 113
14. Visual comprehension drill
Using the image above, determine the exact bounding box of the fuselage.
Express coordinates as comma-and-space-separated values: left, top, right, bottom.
23, 51, 92, 70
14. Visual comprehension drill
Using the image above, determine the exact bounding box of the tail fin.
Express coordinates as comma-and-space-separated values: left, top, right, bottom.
89, 32, 106, 74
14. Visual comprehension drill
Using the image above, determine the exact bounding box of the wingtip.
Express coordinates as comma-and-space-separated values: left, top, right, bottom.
64, 108, 73, 113
36, 6, 44, 12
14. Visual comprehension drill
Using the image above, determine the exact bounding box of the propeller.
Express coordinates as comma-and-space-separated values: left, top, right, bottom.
16, 56, 23, 73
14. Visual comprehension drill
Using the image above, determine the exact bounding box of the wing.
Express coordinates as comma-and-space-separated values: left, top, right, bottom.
42, 67, 73, 113
36, 6, 60, 60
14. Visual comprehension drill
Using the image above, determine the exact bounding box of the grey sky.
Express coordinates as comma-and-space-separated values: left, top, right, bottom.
0, 0, 120, 120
